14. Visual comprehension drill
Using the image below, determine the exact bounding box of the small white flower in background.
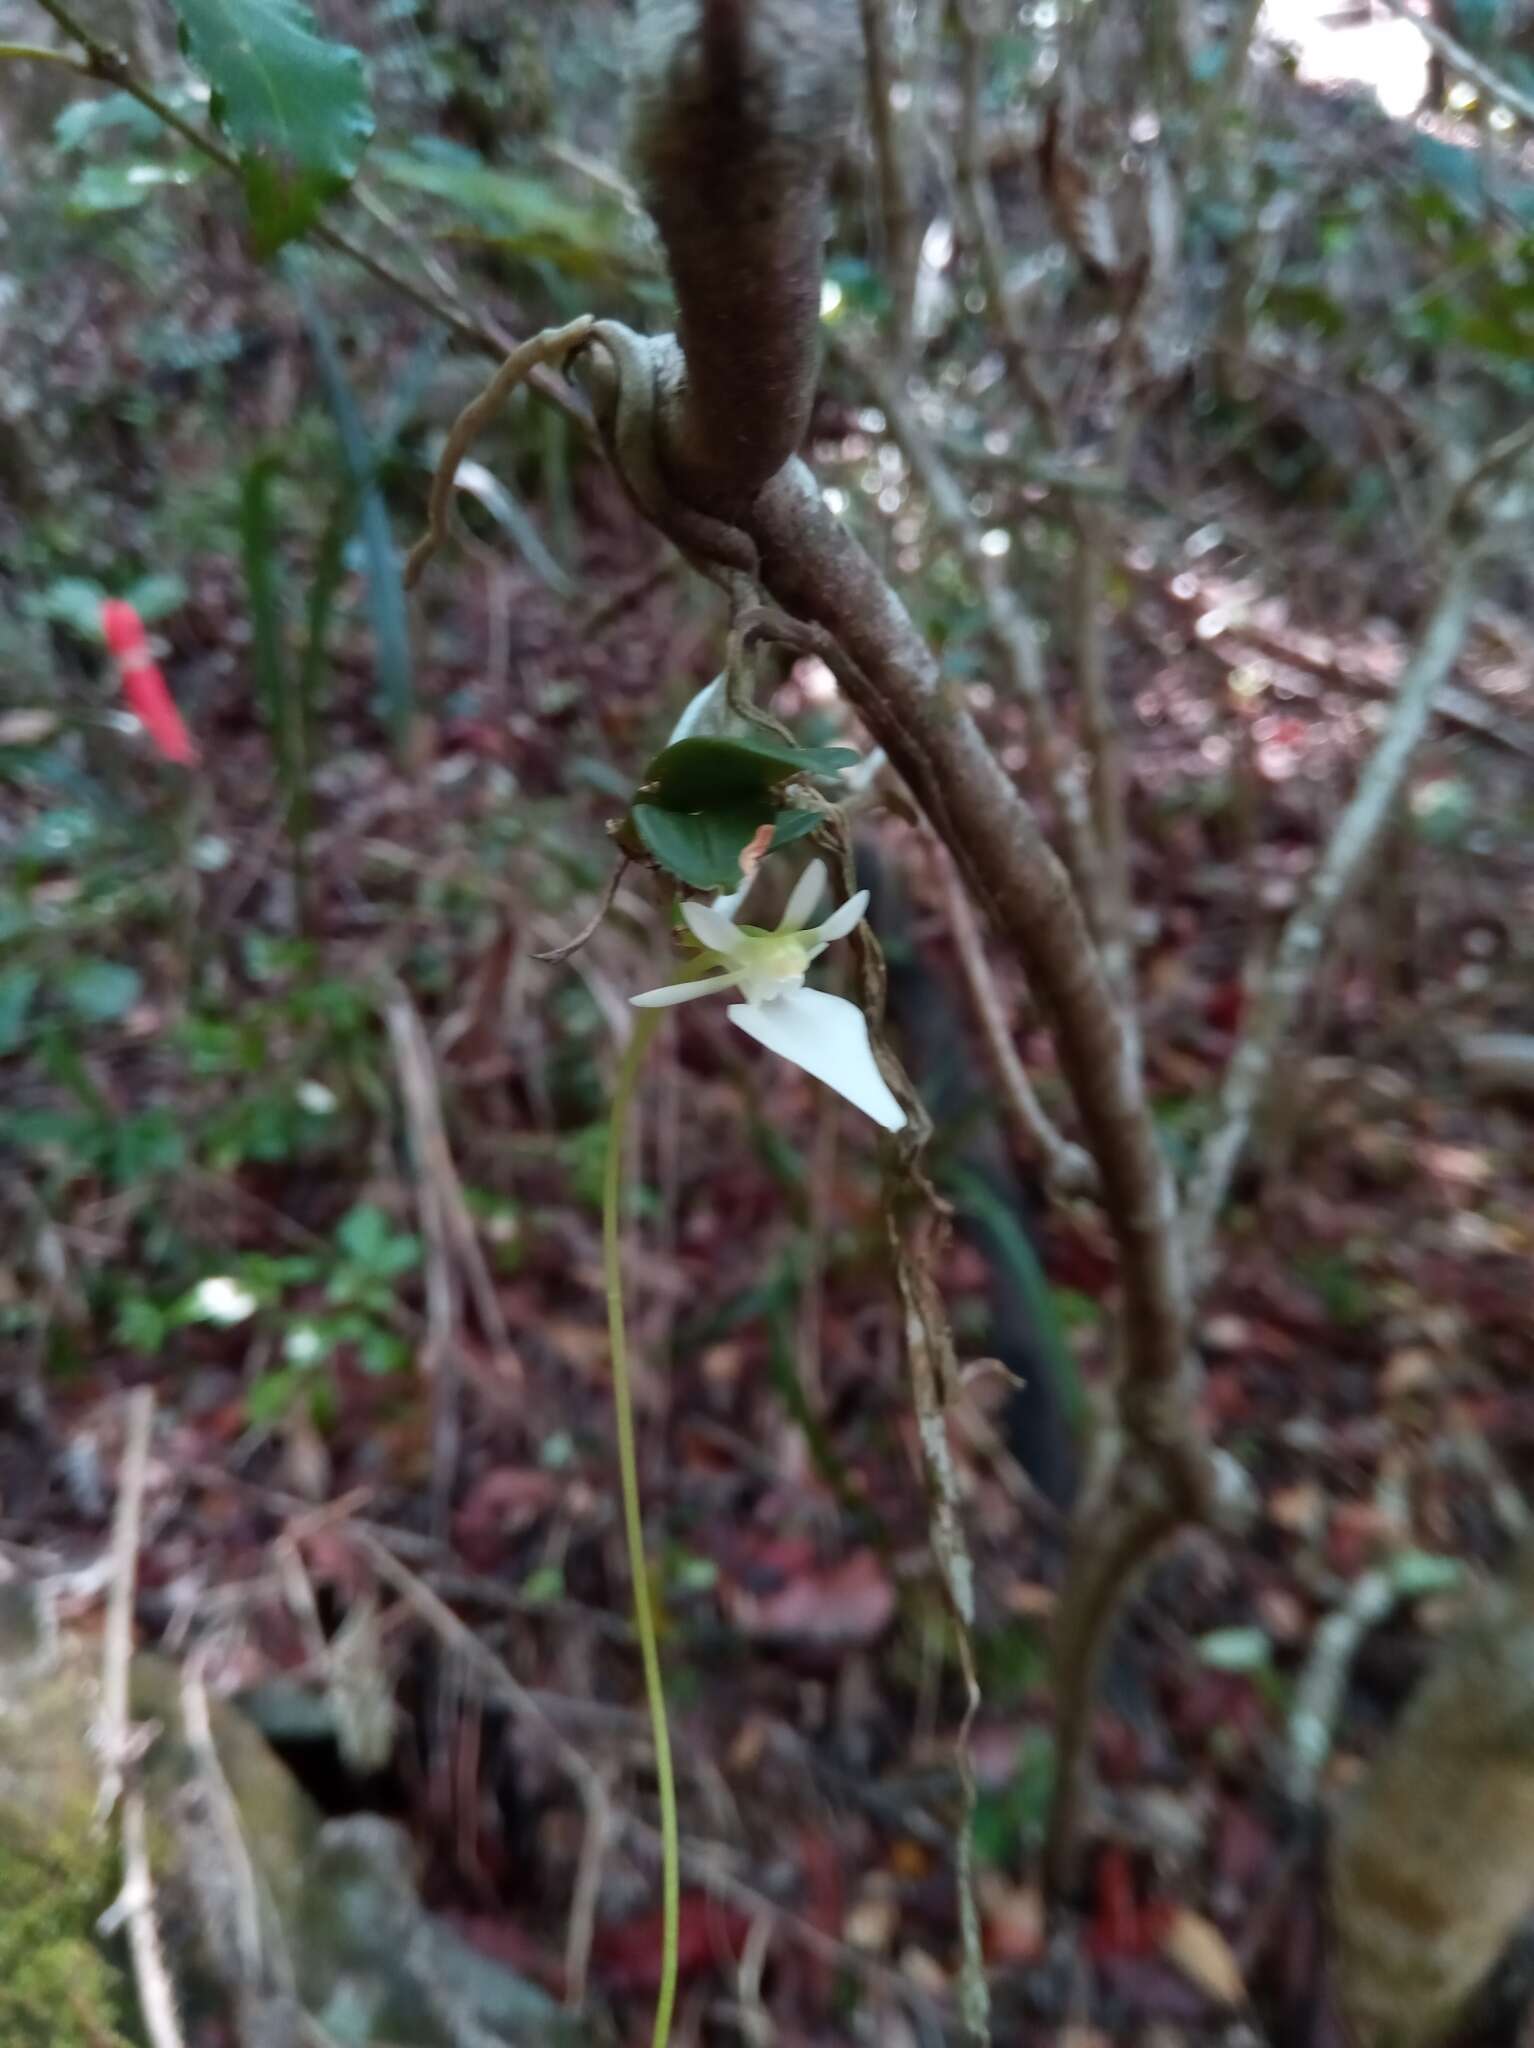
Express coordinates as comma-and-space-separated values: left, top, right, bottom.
296, 1080, 338, 1116
284, 1322, 327, 1366
187, 1275, 258, 1326
632, 859, 907, 1133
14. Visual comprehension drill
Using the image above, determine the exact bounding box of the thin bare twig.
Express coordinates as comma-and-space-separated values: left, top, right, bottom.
935, 845, 1099, 1197
384, 988, 513, 1525
1283, 1553, 1459, 1810
859, 0, 919, 361
1183, 552, 1479, 1277
947, 11, 1142, 1006
95, 1389, 152, 1824
534, 859, 630, 963
94, 1390, 187, 2048
1376, 0, 1534, 126
826, 816, 990, 2045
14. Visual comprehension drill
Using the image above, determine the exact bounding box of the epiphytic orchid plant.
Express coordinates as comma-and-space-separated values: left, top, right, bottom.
631, 858, 907, 1133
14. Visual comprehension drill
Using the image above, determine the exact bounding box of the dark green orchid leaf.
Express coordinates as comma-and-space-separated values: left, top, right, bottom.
643, 734, 859, 813
631, 801, 819, 891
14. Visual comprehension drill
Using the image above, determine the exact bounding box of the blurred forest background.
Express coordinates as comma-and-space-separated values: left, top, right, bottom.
2, 1, 1534, 2044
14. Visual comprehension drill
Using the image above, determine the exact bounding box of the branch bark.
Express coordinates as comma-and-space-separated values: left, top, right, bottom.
630, 0, 859, 511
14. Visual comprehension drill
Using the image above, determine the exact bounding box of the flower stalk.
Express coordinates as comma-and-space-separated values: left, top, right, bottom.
602, 1001, 679, 2048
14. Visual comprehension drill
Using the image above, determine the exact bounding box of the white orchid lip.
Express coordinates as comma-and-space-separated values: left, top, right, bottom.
631, 859, 906, 1132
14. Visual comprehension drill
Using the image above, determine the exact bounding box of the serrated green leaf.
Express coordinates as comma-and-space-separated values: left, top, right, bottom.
170, 0, 374, 253
645, 735, 859, 812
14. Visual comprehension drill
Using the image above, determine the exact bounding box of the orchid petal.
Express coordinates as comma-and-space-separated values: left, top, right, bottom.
777, 858, 827, 934
631, 972, 741, 1009
726, 987, 907, 1131
813, 888, 869, 944
682, 900, 747, 956
712, 873, 756, 923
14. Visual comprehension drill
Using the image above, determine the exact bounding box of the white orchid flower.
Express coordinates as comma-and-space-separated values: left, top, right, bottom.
631, 859, 907, 1132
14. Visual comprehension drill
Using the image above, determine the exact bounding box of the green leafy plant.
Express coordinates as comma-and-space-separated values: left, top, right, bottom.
169, 0, 374, 251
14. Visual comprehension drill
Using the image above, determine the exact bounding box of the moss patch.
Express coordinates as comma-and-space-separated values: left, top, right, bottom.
0, 1818, 137, 2047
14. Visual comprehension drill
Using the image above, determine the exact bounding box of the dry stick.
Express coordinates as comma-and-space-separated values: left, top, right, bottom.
935, 843, 1099, 1198
384, 988, 513, 1523
1064, 502, 1138, 1008
951, 0, 1057, 429
95, 1389, 187, 2048
858, 0, 919, 363
95, 1390, 152, 1822
1375, 0, 1534, 125
826, 814, 990, 2045
949, 0, 1139, 1009
1139, 559, 1534, 762
1282, 1555, 1458, 1811
388, 1064, 462, 1542
181, 1654, 282, 2000
1182, 552, 1479, 1280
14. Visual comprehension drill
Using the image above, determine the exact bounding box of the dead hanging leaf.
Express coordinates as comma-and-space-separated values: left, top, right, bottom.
1160, 1905, 1246, 2007
718, 1546, 896, 1652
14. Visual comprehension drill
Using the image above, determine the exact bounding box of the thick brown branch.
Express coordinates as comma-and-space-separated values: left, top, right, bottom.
745, 463, 1193, 1421
630, 0, 858, 509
